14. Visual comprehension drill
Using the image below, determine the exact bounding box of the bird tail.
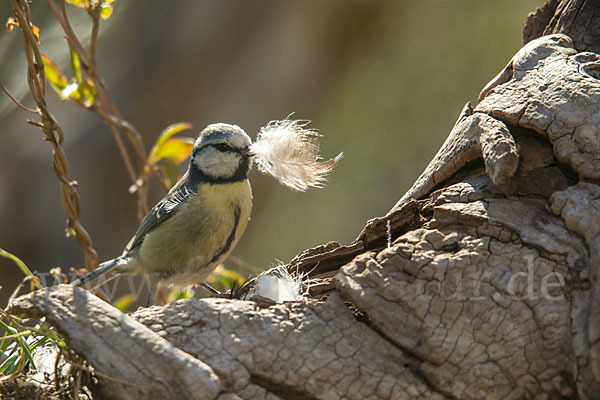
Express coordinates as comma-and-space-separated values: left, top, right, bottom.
71, 256, 127, 288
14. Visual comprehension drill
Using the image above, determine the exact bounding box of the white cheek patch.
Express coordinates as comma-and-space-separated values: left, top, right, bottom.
193, 147, 241, 179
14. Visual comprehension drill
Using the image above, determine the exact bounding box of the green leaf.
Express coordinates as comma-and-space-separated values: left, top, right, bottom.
112, 294, 135, 312
154, 137, 194, 164
70, 46, 83, 83
0, 249, 34, 279
0, 320, 19, 358
41, 54, 68, 95
148, 123, 193, 164
160, 158, 181, 189
207, 266, 246, 293
65, 0, 88, 8
0, 330, 32, 377
100, 3, 114, 20
0, 352, 19, 375
60, 80, 97, 108
0, 319, 18, 336
165, 288, 194, 303
19, 336, 36, 371
0, 320, 18, 352
78, 79, 97, 107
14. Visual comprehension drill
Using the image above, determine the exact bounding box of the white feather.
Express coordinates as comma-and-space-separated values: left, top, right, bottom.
251, 265, 308, 303
250, 119, 343, 191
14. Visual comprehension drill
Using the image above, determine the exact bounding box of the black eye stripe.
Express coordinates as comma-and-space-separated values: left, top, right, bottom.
212, 143, 231, 152
208, 143, 245, 154
193, 142, 244, 156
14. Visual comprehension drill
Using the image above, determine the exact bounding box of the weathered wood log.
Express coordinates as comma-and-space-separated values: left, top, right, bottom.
523, 0, 600, 54
7, 1, 600, 399
9, 286, 222, 400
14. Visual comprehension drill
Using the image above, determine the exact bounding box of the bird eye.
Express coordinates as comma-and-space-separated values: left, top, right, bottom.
215, 143, 230, 152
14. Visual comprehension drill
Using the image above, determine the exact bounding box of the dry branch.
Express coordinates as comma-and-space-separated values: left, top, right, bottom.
8, 0, 98, 270
9, 286, 222, 400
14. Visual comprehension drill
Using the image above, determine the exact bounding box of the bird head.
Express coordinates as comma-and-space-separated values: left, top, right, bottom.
191, 123, 253, 182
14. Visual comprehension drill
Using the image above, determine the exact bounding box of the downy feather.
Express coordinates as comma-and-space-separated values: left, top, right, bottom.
250, 119, 343, 191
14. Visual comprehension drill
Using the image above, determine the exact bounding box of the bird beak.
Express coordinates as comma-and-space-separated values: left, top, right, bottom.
242, 146, 255, 158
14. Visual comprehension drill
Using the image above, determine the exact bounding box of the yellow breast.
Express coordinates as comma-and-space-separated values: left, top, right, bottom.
138, 179, 252, 285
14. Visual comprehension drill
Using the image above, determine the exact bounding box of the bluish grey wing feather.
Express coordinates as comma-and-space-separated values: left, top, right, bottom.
125, 172, 196, 252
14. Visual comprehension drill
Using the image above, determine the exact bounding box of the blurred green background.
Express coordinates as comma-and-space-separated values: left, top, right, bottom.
0, 0, 544, 306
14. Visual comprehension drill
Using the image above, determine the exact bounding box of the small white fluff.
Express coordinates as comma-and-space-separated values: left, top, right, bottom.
251, 119, 343, 191
248, 265, 308, 303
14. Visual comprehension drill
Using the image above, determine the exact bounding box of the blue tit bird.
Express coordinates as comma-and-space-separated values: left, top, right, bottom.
71, 123, 254, 298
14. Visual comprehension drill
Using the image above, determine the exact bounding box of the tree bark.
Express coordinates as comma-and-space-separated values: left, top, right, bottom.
7, 1, 600, 399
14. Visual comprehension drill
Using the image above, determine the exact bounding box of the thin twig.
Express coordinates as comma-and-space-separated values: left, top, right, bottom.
8, 276, 41, 305
89, 10, 100, 69
0, 330, 33, 341
93, 107, 168, 190
51, 0, 151, 218
73, 366, 82, 400
45, 0, 90, 68
10, 0, 99, 270
0, 80, 37, 113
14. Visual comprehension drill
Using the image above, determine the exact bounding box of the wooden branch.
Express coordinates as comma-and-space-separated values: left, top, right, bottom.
8, 286, 222, 400
524, 0, 600, 54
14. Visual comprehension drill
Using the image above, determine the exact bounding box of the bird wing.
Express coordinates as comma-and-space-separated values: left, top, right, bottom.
124, 172, 196, 253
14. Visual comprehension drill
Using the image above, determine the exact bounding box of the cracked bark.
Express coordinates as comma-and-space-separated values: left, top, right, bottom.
6, 1, 600, 399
